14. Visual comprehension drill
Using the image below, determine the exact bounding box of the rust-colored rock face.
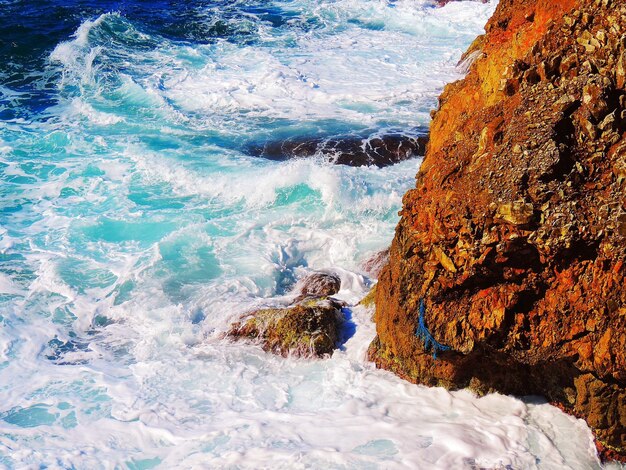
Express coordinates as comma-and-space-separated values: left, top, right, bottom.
370, 0, 626, 459
228, 298, 345, 358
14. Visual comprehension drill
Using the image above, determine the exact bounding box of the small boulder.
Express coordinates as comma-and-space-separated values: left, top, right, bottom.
227, 298, 344, 358
293, 271, 341, 301
360, 249, 390, 278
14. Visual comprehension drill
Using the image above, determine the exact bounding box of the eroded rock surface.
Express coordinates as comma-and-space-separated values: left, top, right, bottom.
370, 0, 626, 459
228, 298, 345, 358
360, 249, 390, 278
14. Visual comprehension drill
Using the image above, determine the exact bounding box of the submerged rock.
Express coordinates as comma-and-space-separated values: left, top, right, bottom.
228, 270, 346, 358
247, 133, 428, 168
228, 298, 344, 358
370, 0, 626, 460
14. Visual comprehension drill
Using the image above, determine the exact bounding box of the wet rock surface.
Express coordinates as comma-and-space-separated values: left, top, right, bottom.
360, 248, 390, 278
228, 271, 345, 358
246, 132, 428, 168
293, 271, 341, 302
370, 0, 626, 460
437, 0, 488, 6
228, 298, 345, 358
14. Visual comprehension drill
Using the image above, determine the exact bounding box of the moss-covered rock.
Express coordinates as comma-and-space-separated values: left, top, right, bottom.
228, 298, 344, 358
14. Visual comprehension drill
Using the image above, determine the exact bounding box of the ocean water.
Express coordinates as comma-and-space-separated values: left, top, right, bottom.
0, 0, 619, 468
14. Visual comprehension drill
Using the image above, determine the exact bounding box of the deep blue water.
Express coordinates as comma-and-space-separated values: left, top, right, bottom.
0, 0, 319, 119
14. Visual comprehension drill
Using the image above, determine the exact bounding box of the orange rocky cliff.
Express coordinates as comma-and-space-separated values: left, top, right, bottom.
370, 0, 626, 460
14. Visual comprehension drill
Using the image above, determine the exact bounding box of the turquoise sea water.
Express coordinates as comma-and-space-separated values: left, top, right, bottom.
0, 0, 619, 468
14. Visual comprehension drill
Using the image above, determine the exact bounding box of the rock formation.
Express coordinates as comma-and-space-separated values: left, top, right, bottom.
370, 0, 626, 460
229, 272, 345, 358
293, 271, 341, 302
247, 132, 428, 167
360, 249, 390, 279
228, 298, 345, 358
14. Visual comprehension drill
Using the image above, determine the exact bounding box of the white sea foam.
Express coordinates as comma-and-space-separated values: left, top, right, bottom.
161, 6, 493, 128
50, 15, 106, 83
0, 272, 24, 296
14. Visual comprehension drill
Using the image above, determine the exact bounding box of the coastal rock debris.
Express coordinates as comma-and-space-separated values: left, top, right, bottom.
360, 248, 391, 278
370, 0, 626, 460
293, 271, 341, 302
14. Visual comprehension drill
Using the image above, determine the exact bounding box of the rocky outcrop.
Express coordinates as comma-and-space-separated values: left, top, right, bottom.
247, 132, 428, 167
228, 298, 345, 358
229, 272, 346, 358
293, 271, 341, 302
360, 249, 390, 278
370, 0, 626, 460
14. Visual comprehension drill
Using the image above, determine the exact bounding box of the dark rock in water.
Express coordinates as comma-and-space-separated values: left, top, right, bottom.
247, 133, 428, 168
227, 271, 346, 358
293, 271, 341, 301
228, 298, 345, 358
360, 249, 390, 278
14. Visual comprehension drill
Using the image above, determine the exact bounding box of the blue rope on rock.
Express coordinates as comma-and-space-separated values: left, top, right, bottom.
415, 298, 450, 359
